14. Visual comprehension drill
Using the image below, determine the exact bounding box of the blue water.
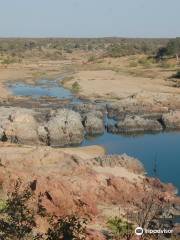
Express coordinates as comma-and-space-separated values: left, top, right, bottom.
9, 79, 180, 195
82, 131, 180, 195
9, 80, 73, 99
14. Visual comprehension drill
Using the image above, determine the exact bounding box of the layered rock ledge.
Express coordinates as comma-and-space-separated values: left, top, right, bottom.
0, 143, 179, 238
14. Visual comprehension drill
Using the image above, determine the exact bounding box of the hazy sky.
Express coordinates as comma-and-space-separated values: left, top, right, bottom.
0, 0, 179, 38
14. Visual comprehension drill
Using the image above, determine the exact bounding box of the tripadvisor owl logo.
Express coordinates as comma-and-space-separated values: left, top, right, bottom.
135, 227, 144, 236
135, 227, 173, 236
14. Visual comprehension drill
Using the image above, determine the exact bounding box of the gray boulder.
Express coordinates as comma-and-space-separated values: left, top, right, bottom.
5, 110, 39, 144
0, 107, 40, 145
83, 112, 104, 135
46, 109, 84, 146
110, 116, 163, 133
106, 100, 169, 120
161, 111, 180, 129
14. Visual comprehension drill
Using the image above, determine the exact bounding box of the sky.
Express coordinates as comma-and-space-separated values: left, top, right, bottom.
0, 0, 179, 38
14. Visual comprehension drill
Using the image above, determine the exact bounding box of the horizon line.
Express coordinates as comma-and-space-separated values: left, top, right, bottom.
0, 35, 177, 39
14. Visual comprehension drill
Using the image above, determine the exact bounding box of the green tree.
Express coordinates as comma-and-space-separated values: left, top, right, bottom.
174, 70, 180, 79
156, 47, 167, 61
0, 179, 36, 240
166, 38, 180, 61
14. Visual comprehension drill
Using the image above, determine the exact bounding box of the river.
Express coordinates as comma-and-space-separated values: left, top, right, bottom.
9, 79, 180, 195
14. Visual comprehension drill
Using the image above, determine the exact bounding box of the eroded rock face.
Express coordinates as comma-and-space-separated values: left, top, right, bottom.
46, 109, 84, 146
162, 111, 180, 129
0, 107, 84, 146
108, 116, 163, 133
92, 154, 145, 174
106, 100, 169, 120
38, 126, 49, 145
0, 107, 40, 144
83, 112, 104, 136
7, 112, 39, 144
0, 143, 179, 238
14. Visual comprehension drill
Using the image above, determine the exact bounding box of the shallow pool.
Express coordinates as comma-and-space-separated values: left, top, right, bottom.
9, 80, 73, 99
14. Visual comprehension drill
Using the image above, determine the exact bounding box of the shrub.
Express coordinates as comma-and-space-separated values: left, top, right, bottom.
88, 55, 96, 62
71, 81, 80, 93
156, 38, 180, 61
46, 215, 87, 240
166, 38, 180, 57
106, 44, 127, 58
107, 217, 134, 240
138, 57, 154, 68
1, 57, 14, 64
0, 180, 89, 240
0, 179, 36, 240
173, 70, 180, 79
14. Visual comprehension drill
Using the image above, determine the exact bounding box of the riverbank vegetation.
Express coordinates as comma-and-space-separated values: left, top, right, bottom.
0, 179, 178, 240
0, 180, 88, 240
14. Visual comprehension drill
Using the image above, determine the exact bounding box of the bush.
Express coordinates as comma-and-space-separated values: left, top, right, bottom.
0, 179, 36, 240
46, 215, 87, 240
138, 57, 155, 68
0, 180, 89, 240
156, 38, 180, 60
166, 38, 180, 57
1, 57, 15, 64
173, 70, 180, 79
106, 44, 129, 58
88, 55, 96, 62
107, 217, 134, 240
71, 81, 80, 93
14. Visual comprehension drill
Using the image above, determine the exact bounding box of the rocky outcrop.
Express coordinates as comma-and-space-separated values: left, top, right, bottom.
162, 111, 180, 129
46, 109, 84, 146
38, 126, 49, 145
82, 112, 104, 135
108, 116, 163, 133
73, 103, 106, 115
0, 107, 40, 145
0, 107, 84, 146
0, 143, 179, 237
92, 154, 145, 174
106, 100, 169, 120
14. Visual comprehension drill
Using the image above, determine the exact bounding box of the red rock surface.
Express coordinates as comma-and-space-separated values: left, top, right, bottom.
0, 143, 179, 238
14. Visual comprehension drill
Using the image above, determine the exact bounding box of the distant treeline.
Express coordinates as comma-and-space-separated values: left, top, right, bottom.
0, 37, 170, 56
